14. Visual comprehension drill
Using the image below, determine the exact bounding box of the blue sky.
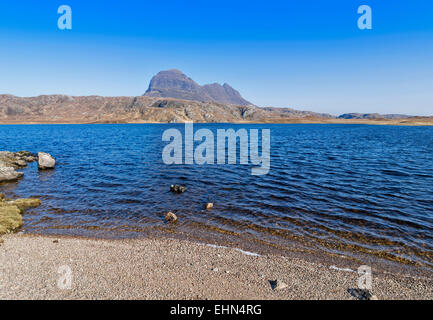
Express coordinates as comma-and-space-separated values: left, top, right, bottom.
0, 0, 432, 115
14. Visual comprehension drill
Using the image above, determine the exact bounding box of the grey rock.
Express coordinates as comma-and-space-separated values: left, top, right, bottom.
13, 159, 27, 167
24, 156, 36, 162
38, 152, 55, 170
0, 167, 24, 182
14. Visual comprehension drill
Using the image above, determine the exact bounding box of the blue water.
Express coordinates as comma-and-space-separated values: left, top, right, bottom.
1, 124, 432, 269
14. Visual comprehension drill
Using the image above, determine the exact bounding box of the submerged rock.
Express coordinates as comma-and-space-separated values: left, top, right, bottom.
1, 198, 42, 210
165, 211, 178, 223
38, 152, 55, 170
170, 184, 186, 194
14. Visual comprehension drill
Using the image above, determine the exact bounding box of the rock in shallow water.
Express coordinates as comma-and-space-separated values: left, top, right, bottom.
1, 198, 42, 210
0, 167, 24, 183
38, 152, 55, 170
170, 184, 186, 194
0, 150, 41, 182
165, 211, 178, 223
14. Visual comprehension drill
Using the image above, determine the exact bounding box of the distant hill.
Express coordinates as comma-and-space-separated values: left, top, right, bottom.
0, 94, 335, 124
338, 113, 414, 120
0, 70, 428, 124
0, 94, 430, 125
143, 69, 252, 106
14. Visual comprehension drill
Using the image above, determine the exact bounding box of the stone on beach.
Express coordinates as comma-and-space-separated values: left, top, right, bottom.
269, 279, 288, 290
170, 184, 186, 194
38, 152, 55, 170
347, 288, 375, 300
165, 211, 178, 223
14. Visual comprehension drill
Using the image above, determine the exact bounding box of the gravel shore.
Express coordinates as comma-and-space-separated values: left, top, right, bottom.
0, 234, 431, 300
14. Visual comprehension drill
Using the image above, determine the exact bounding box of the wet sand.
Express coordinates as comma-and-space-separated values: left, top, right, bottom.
0, 234, 431, 300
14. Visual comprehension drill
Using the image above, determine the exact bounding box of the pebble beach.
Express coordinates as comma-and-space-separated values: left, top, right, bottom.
0, 234, 432, 300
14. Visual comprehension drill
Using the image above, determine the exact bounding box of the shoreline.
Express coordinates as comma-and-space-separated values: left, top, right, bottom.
1, 119, 433, 126
1, 233, 432, 300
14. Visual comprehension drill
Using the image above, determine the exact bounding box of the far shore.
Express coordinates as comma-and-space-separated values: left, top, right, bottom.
0, 117, 433, 126
0, 234, 432, 300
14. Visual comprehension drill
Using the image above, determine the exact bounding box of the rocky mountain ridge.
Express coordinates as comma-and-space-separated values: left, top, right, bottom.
144, 69, 252, 106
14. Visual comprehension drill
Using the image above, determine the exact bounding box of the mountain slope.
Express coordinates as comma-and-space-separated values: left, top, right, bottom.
0, 94, 334, 123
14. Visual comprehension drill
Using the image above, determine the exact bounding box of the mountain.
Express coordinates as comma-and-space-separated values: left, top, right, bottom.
143, 69, 252, 106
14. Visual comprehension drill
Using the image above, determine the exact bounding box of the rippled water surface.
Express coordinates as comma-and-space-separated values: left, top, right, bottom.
1, 124, 432, 270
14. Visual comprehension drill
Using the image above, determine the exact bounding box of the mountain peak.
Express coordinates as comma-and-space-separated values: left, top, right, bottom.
144, 69, 252, 106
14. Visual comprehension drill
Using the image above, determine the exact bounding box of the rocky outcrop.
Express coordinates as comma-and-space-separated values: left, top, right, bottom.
0, 151, 43, 235
38, 152, 55, 170
0, 151, 37, 182
0, 167, 24, 183
144, 69, 252, 106
0, 150, 53, 182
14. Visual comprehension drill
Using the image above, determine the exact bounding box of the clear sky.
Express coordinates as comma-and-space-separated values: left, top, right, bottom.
0, 0, 432, 115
